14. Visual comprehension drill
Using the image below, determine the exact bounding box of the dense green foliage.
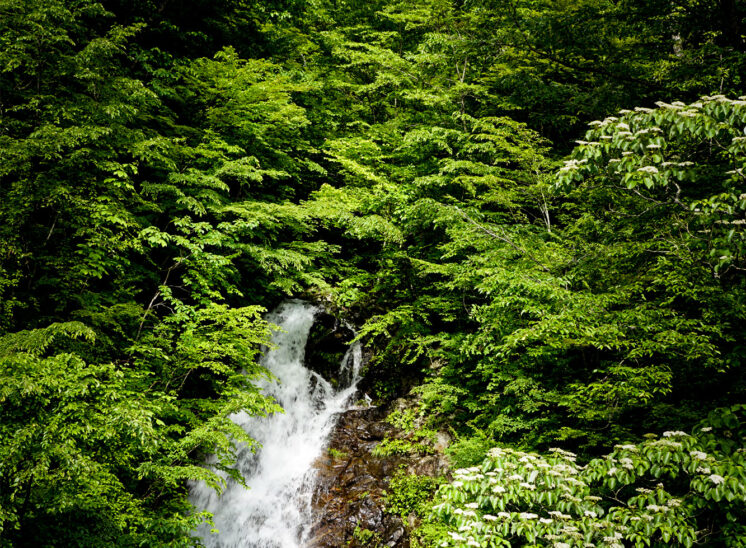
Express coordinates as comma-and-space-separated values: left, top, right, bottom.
0, 0, 744, 545
431, 407, 746, 547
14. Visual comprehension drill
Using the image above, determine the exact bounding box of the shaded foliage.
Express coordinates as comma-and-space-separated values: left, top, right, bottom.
1, 0, 744, 544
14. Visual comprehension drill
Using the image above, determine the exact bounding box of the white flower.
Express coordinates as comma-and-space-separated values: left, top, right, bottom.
656, 440, 683, 449
607, 467, 618, 476
655, 101, 680, 109
617, 122, 630, 130
497, 512, 511, 519
554, 463, 579, 474
549, 447, 577, 460
690, 451, 708, 460
492, 485, 506, 493
483, 514, 498, 521
701, 426, 713, 432
452, 481, 464, 488
697, 466, 711, 474
637, 166, 659, 174
615, 444, 637, 451
584, 510, 597, 518
634, 107, 653, 113
467, 541, 480, 547
519, 512, 539, 520
708, 474, 725, 485
646, 144, 661, 149
540, 518, 553, 524
554, 543, 571, 548
448, 532, 466, 541
663, 430, 688, 437
465, 502, 479, 509
508, 474, 523, 481
519, 482, 536, 490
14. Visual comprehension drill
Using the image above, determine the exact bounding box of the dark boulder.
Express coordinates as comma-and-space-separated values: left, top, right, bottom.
304, 310, 356, 386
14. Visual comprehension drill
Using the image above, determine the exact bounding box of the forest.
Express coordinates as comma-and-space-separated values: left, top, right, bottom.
0, 0, 745, 546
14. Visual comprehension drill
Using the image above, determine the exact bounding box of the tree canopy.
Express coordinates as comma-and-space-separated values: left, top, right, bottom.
0, 0, 744, 545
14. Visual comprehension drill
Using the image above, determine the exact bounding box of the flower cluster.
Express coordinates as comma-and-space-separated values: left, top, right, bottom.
431, 424, 746, 547
554, 94, 746, 272
556, 95, 746, 193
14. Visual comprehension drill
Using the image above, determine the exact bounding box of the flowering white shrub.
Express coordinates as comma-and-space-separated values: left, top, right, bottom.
430, 409, 746, 547
555, 94, 746, 273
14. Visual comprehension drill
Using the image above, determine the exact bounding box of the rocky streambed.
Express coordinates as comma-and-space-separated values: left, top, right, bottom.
300, 307, 450, 547
306, 400, 450, 547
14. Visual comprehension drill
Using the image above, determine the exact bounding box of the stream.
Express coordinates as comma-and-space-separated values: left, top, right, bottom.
189, 300, 362, 548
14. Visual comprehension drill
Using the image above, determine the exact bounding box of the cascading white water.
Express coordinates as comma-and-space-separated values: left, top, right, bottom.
189, 300, 362, 548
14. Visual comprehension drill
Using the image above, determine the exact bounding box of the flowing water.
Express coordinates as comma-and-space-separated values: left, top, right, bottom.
189, 300, 362, 548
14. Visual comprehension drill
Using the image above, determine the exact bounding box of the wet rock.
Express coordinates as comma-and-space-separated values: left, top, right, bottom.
304, 311, 356, 385
307, 398, 450, 548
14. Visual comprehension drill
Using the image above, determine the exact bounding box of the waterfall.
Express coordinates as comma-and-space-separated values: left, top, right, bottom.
189, 300, 363, 548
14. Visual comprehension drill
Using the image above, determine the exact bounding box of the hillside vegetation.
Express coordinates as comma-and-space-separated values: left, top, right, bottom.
0, 0, 744, 545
